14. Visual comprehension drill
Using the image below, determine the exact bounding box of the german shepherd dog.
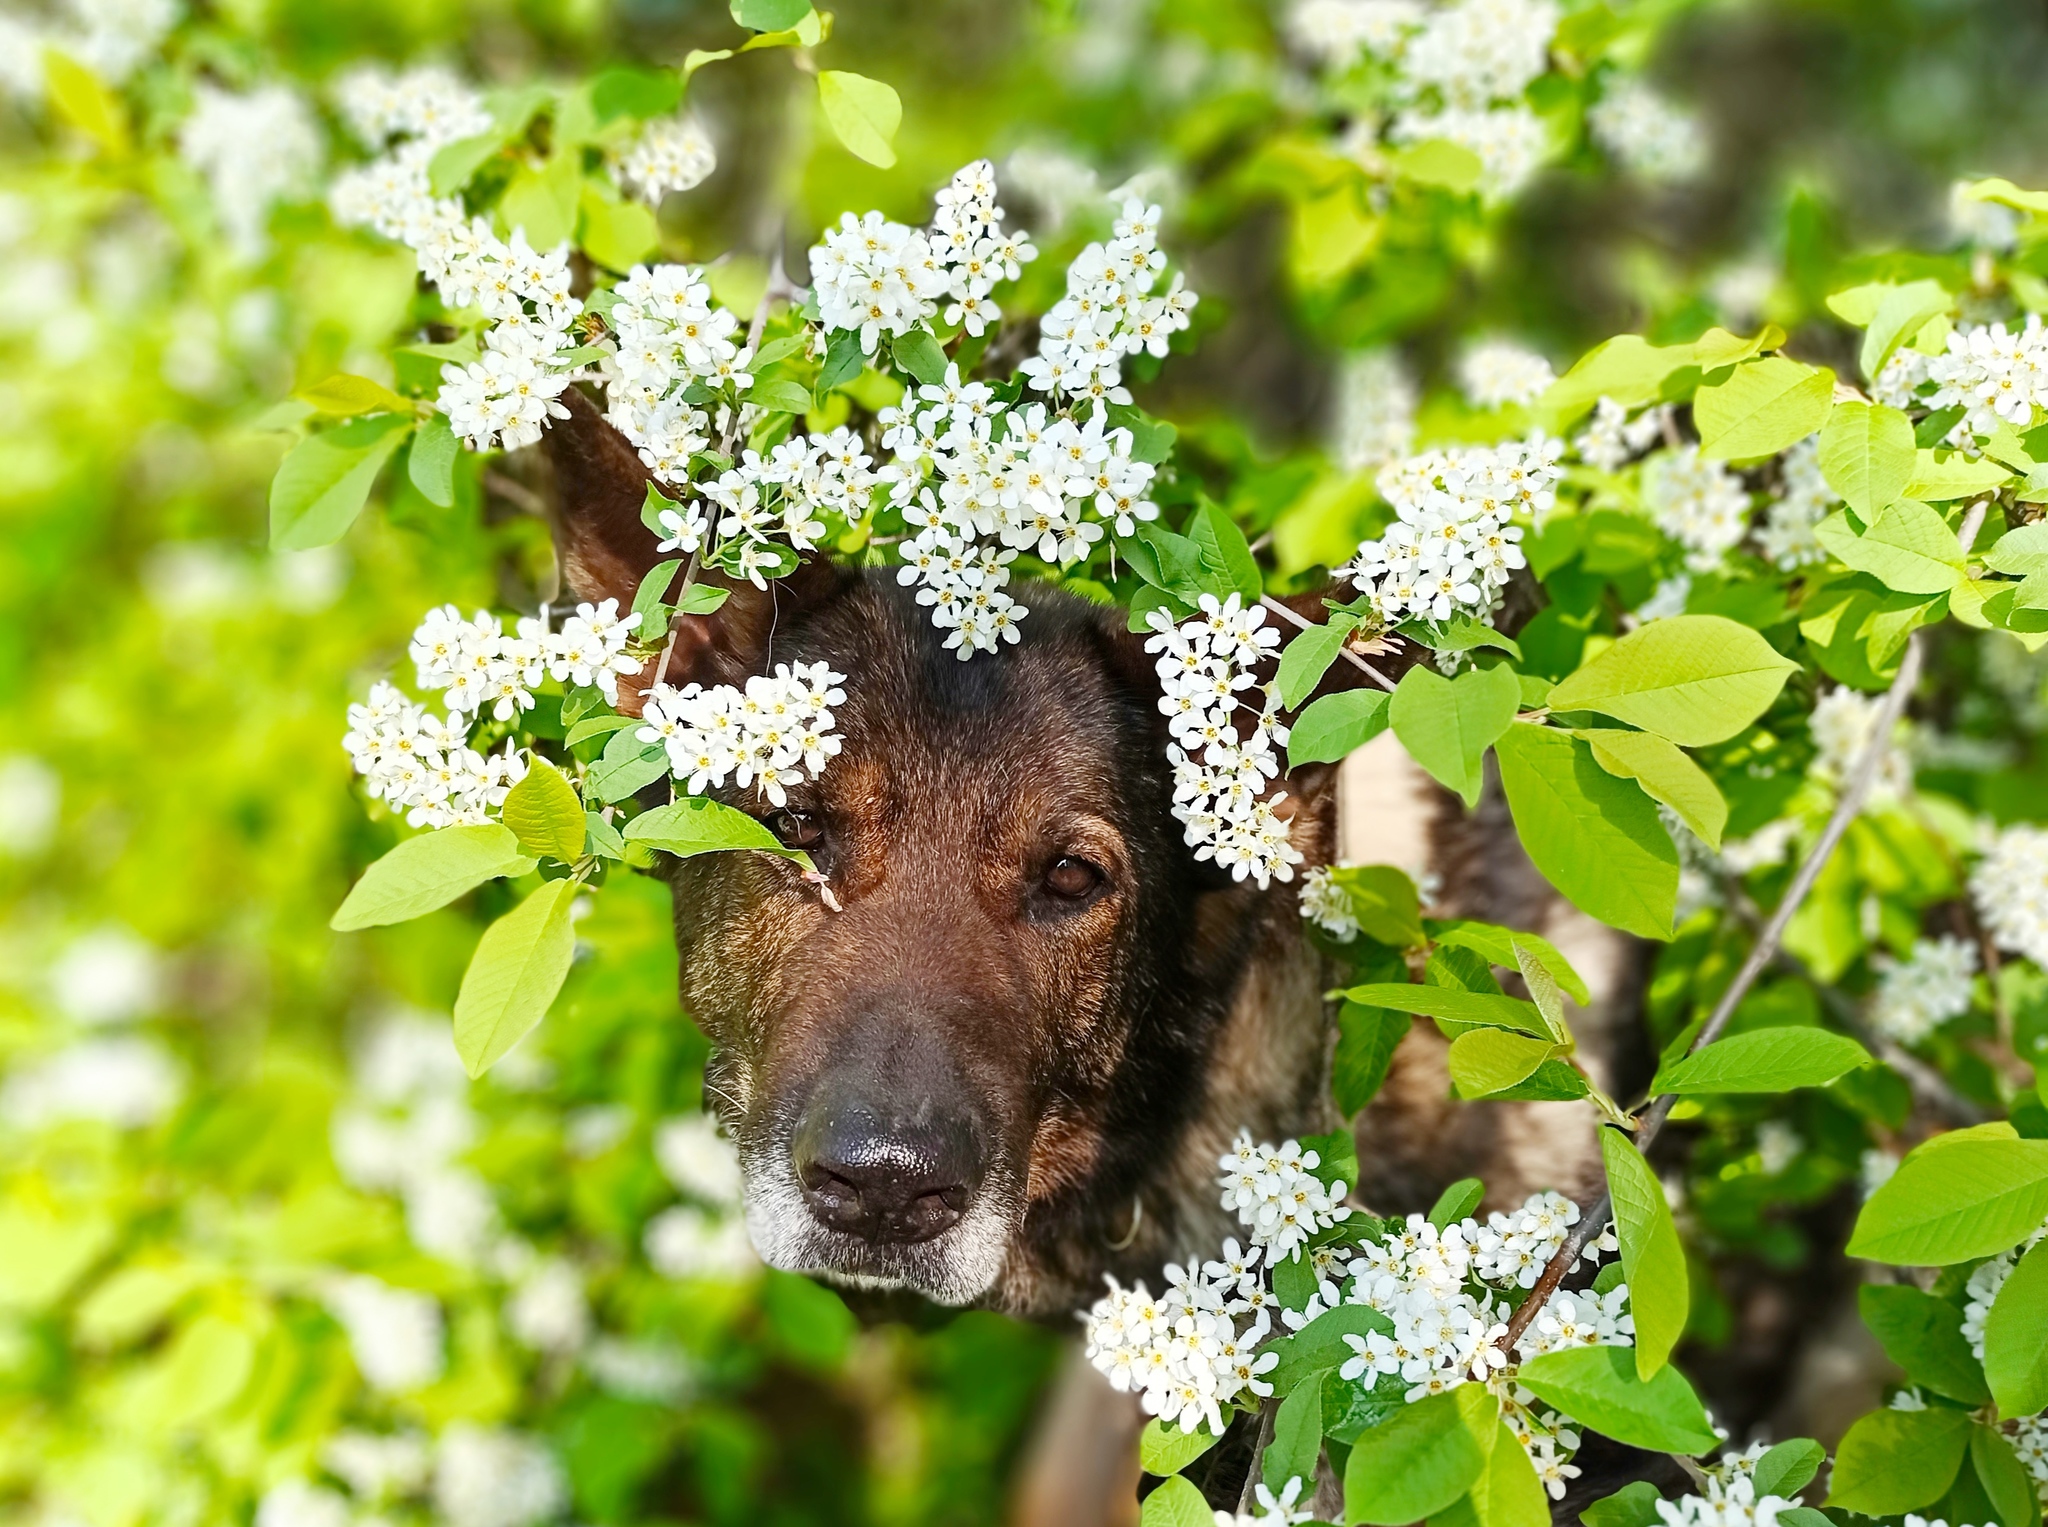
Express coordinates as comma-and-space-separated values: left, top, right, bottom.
540, 389, 1649, 1511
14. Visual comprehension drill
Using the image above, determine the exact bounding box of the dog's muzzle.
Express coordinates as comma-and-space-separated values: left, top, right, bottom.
789, 1051, 988, 1244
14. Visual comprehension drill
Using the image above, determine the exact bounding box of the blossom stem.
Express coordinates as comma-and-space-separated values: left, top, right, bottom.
1497, 627, 1930, 1354
1258, 595, 1398, 693
1238, 1398, 1279, 1515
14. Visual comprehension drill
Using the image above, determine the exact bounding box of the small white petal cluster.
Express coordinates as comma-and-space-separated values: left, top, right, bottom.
1573, 396, 1666, 473
655, 1113, 744, 1204
1920, 317, 2048, 437
323, 1274, 446, 1393
254, 1479, 351, 1527
881, 367, 1159, 655
598, 261, 746, 485
1755, 1120, 1803, 1176
1642, 445, 1750, 571
320, 1430, 433, 1505
1081, 1236, 1283, 1436
1949, 181, 2021, 253
327, 68, 582, 452
1869, 935, 1978, 1046
177, 83, 323, 260
1961, 1215, 2048, 1362
1392, 105, 1549, 197
1471, 1189, 1615, 1287
1757, 436, 1835, 570
811, 160, 1036, 354
1653, 1476, 1796, 1527
411, 599, 643, 717
505, 1259, 590, 1355
693, 428, 879, 585
1402, 0, 1559, 109
2012, 1414, 2048, 1501
1218, 1133, 1355, 1263
0, 1034, 182, 1130
341, 681, 527, 830
434, 1423, 567, 1527
1808, 685, 1912, 803
1148, 597, 1302, 889
1457, 339, 1554, 409
1337, 437, 1559, 625
1214, 1477, 1315, 1527
1972, 823, 2048, 968
1587, 78, 1707, 181
1300, 864, 1361, 939
611, 115, 716, 206
638, 661, 846, 806
1287, 0, 1421, 68
1020, 197, 1194, 405
1332, 348, 1418, 473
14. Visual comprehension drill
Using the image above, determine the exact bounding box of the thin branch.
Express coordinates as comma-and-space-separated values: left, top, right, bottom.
1497, 628, 1930, 1352
482, 470, 549, 517
1238, 1398, 1279, 1515
1260, 595, 1398, 692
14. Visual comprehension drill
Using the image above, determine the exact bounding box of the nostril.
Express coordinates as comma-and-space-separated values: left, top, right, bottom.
790, 1094, 984, 1245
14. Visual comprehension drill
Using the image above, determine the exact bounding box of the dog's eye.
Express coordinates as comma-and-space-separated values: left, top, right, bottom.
765, 810, 823, 850
1043, 856, 1104, 900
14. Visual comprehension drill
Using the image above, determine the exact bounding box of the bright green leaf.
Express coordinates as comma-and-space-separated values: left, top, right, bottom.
731, 0, 811, 29
1848, 1136, 2048, 1265
1547, 615, 1797, 747
1140, 1476, 1213, 1527
1580, 1482, 1665, 1527
1819, 400, 1917, 515
1334, 1001, 1409, 1116
1815, 501, 1964, 595
890, 328, 948, 386
1602, 1127, 1687, 1379
1448, 1029, 1557, 1098
1971, 1423, 2042, 1527
332, 825, 537, 931
1427, 1178, 1485, 1229
407, 412, 459, 507
296, 373, 411, 417
1824, 1407, 1971, 1515
1857, 1286, 1989, 1404
452, 878, 579, 1077
1390, 663, 1520, 808
623, 795, 814, 867
1862, 279, 1954, 382
1751, 1440, 1827, 1500
500, 759, 587, 862
1984, 1237, 2048, 1418
269, 414, 413, 550
1265, 1380, 1324, 1490
1188, 503, 1264, 603
1340, 984, 1549, 1038
1344, 1384, 1496, 1525
1653, 1026, 1873, 1095
1290, 689, 1393, 766
1140, 1416, 1224, 1476
1584, 728, 1727, 849
1514, 1345, 1719, 1454
817, 71, 901, 169
1694, 356, 1835, 461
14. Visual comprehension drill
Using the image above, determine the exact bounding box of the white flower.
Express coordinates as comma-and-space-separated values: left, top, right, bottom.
1949, 180, 2020, 252
1654, 1476, 1793, 1527
1333, 349, 1418, 472
655, 1114, 743, 1206
1808, 685, 1911, 803
1870, 936, 1978, 1045
320, 1430, 433, 1503
1214, 1475, 1315, 1526
1757, 436, 1835, 570
1404, 0, 1558, 108
1458, 339, 1554, 409
612, 115, 716, 205
1973, 823, 2048, 967
254, 1480, 352, 1527
640, 659, 845, 806
645, 1204, 759, 1280
506, 1259, 590, 1355
1922, 316, 2048, 434
48, 925, 160, 1024
1392, 105, 1549, 196
1643, 445, 1750, 571
1962, 1216, 2048, 1361
1755, 1120, 1802, 1177
1588, 78, 1707, 180
434, 1424, 566, 1527
1288, 0, 1422, 69
809, 211, 947, 355
1574, 397, 1666, 473
323, 1274, 445, 1393
179, 83, 324, 260
1300, 865, 1361, 938
0, 1036, 182, 1130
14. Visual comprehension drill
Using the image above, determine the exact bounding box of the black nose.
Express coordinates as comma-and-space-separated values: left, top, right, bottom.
791, 1087, 986, 1244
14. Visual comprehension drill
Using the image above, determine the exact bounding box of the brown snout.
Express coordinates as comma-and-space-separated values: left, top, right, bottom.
789, 1034, 990, 1245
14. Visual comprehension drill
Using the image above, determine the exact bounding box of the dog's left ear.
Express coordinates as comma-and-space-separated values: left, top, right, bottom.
540, 385, 849, 713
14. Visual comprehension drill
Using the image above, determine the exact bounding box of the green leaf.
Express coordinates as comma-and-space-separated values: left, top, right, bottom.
1430, 923, 1591, 1006
452, 878, 579, 1077
1384, 138, 1484, 192
407, 412, 459, 508
296, 372, 411, 417
498, 152, 583, 250
588, 727, 671, 804
1485, 1060, 1590, 1102
1750, 1440, 1827, 1500
500, 759, 587, 862
1140, 1416, 1223, 1476
631, 558, 682, 634
1861, 279, 1953, 382
1427, 1179, 1485, 1230
1694, 356, 1835, 461
1985, 1237, 2048, 1418
1334, 1001, 1408, 1116
1139, 1476, 1213, 1527
1904, 449, 2012, 504
1329, 865, 1425, 947
1971, 1423, 2042, 1527
1848, 1136, 2048, 1265
1546, 615, 1797, 747
1495, 726, 1677, 941
889, 328, 948, 386
1986, 522, 2048, 576
1580, 1482, 1665, 1527
817, 328, 866, 391
1514, 1345, 1719, 1454
1340, 984, 1549, 1038
269, 414, 413, 550
817, 71, 901, 169
731, 0, 811, 29
1448, 1029, 1558, 1098
1290, 690, 1393, 766
1819, 400, 1917, 515
1266, 1380, 1324, 1490
676, 583, 730, 616
584, 811, 626, 861
1653, 1026, 1873, 1095
589, 66, 684, 122
331, 825, 536, 931
1815, 501, 1965, 595
1448, 1420, 1548, 1527
1188, 502, 1264, 602
1602, 1127, 1687, 1378
1583, 728, 1727, 850
1344, 1385, 1496, 1526
1389, 663, 1520, 808
1823, 1407, 1971, 1515
624, 795, 814, 866
1857, 1286, 1989, 1404
578, 183, 660, 271
747, 377, 815, 414
1541, 333, 1704, 420
428, 132, 505, 196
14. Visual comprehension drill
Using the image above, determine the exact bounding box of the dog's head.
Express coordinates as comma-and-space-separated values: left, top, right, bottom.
543, 389, 1348, 1310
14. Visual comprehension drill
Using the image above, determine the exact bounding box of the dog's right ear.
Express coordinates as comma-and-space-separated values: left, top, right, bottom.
540, 385, 850, 712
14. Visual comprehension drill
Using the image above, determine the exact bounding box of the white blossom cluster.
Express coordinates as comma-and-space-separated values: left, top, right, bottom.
1972, 822, 2048, 968
810, 160, 1036, 355
1642, 445, 1750, 571
1300, 864, 1361, 938
1146, 596, 1302, 889
1808, 685, 1912, 804
1332, 348, 1418, 472
692, 429, 879, 584
610, 115, 717, 206
645, 1114, 756, 1280
1336, 436, 1559, 625
1876, 317, 2048, 439
637, 661, 846, 807
2013, 1414, 2048, 1505
1960, 1214, 2048, 1363
1756, 436, 1835, 570
597, 261, 748, 485
0, 1034, 183, 1130
341, 681, 528, 830
1651, 1474, 1796, 1527
1020, 196, 1195, 403
1218, 1132, 1357, 1262
1587, 78, 1707, 181
1574, 396, 1666, 473
878, 366, 1160, 656
1214, 1478, 1316, 1527
1457, 339, 1554, 409
0, 0, 179, 100
1289, 0, 1561, 195
1869, 935, 1978, 1046
327, 68, 583, 453
258, 1412, 566, 1527
177, 83, 323, 260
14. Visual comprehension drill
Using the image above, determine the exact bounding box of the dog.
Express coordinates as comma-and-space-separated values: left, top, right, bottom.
539, 388, 1648, 1515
